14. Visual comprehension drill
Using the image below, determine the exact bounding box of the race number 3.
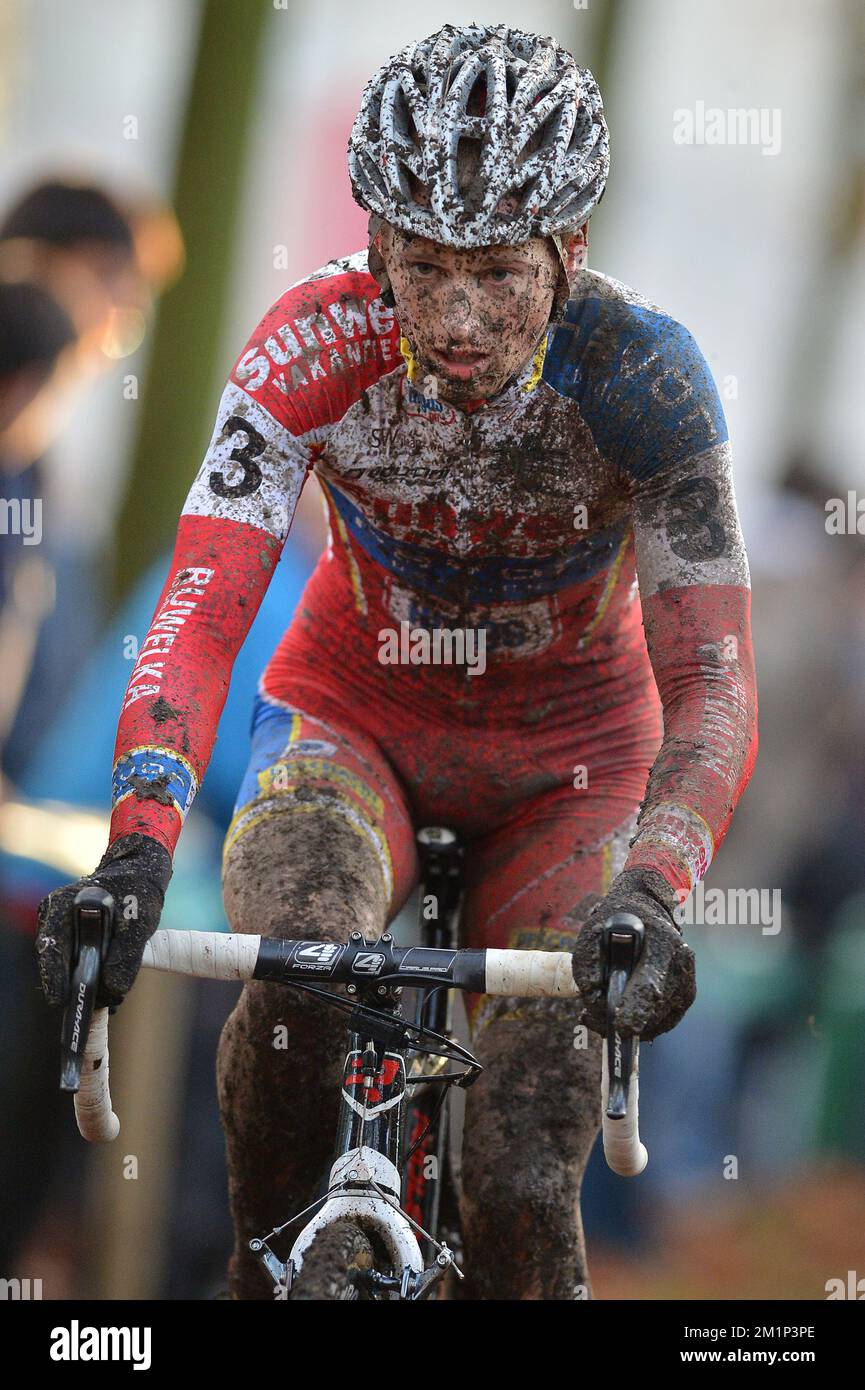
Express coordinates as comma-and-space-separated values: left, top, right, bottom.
209, 415, 265, 499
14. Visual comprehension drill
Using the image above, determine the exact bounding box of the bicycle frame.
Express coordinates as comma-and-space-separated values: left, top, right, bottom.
246, 967, 475, 1298
273, 1011, 447, 1299
255, 1027, 426, 1298
400, 827, 463, 1260
255, 827, 469, 1300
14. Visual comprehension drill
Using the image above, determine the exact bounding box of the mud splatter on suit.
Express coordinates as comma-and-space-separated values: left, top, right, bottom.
111, 249, 755, 915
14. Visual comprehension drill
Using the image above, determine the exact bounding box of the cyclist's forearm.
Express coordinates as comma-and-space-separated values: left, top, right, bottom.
108, 513, 281, 854
624, 581, 757, 895
628, 442, 758, 897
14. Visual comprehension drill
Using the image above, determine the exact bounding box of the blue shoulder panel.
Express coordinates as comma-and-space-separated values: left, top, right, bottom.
543, 286, 728, 483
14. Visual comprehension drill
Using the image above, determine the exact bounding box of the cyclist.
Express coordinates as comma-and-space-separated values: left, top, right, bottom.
36, 25, 757, 1300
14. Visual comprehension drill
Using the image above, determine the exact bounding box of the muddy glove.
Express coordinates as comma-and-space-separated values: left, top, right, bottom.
36, 833, 172, 1009
571, 867, 695, 1041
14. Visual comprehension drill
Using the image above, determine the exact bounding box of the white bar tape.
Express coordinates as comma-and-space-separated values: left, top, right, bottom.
601, 1044, 648, 1176
484, 949, 580, 999
142, 929, 261, 980
73, 1006, 120, 1144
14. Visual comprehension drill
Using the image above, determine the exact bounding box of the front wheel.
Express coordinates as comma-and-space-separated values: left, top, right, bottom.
289, 1221, 383, 1301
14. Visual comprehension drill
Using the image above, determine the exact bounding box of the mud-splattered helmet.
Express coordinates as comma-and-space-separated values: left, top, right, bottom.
348, 24, 609, 250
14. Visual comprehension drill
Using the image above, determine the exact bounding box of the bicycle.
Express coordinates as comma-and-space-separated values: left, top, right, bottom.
59, 826, 648, 1300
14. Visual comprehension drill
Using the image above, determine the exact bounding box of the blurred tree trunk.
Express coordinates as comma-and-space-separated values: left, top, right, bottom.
781, 0, 865, 474
568, 0, 629, 262
578, 0, 623, 95
113, 0, 272, 598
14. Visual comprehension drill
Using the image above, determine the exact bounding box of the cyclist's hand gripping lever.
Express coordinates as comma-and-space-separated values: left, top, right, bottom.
600, 913, 648, 1176
59, 886, 120, 1141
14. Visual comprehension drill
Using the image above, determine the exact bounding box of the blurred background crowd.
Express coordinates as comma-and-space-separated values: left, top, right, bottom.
1, 0, 864, 1299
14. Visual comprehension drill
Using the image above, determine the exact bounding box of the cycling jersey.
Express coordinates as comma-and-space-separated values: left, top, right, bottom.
109, 249, 757, 903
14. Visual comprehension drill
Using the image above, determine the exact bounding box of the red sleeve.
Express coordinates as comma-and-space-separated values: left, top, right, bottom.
623, 582, 758, 896
109, 515, 282, 853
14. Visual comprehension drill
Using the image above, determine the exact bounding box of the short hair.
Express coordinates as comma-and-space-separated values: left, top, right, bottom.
0, 281, 76, 380
0, 180, 134, 252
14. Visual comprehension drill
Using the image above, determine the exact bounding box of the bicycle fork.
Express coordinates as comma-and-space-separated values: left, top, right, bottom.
250, 989, 459, 1299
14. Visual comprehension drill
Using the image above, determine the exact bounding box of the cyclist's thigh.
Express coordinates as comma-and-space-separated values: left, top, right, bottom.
461, 778, 639, 965
218, 698, 419, 1298
457, 788, 637, 1296
458, 782, 638, 1148
459, 777, 637, 1092
222, 694, 418, 943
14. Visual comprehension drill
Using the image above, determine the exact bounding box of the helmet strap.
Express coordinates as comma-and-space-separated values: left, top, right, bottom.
366, 214, 396, 308
549, 226, 588, 325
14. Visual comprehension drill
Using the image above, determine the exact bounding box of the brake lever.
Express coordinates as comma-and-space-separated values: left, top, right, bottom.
59, 886, 114, 1093
601, 913, 645, 1120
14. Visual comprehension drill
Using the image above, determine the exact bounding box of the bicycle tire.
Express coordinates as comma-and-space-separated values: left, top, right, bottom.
289, 1220, 382, 1301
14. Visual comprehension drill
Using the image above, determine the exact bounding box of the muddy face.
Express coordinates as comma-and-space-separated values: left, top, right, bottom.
379, 225, 562, 405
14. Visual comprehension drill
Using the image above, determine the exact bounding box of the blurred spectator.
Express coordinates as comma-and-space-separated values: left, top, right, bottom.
0, 178, 183, 782
0, 249, 88, 1278
0, 180, 138, 360
0, 179, 185, 1284
0, 280, 75, 432
0, 280, 76, 764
